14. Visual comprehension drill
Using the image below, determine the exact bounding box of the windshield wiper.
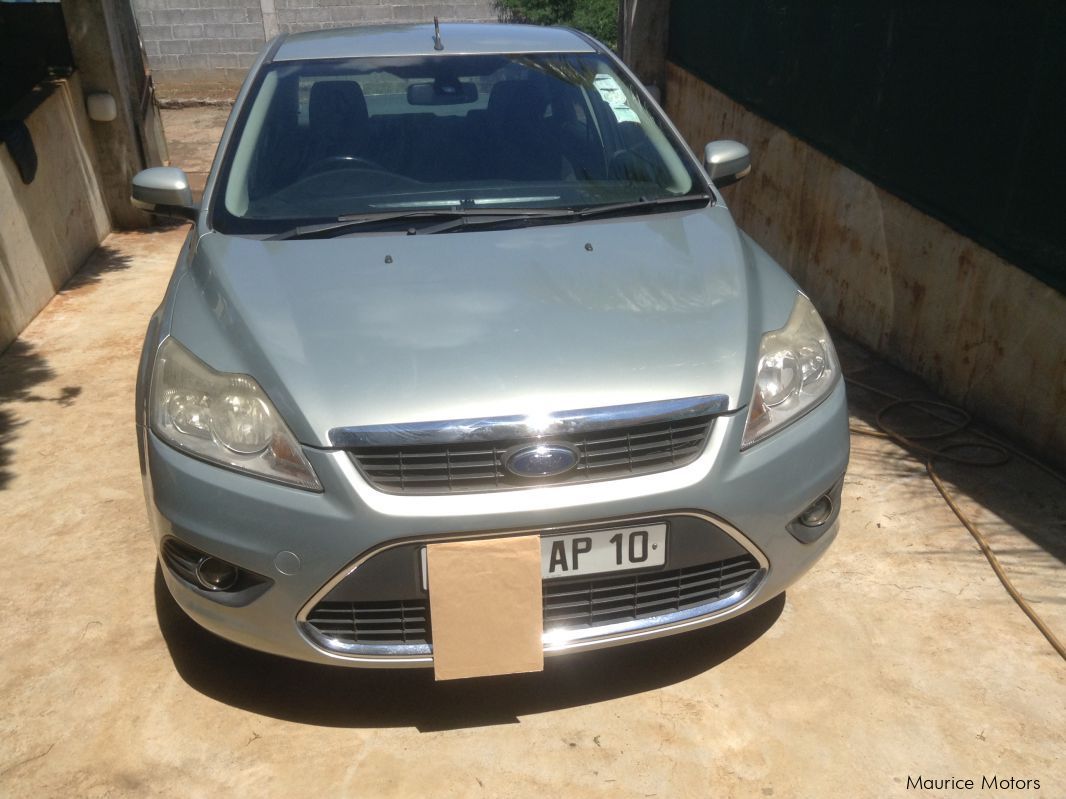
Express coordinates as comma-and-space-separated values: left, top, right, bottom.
268, 208, 569, 240
428, 194, 714, 234
571, 193, 713, 221
415, 208, 575, 234
267, 195, 712, 240
422, 194, 713, 234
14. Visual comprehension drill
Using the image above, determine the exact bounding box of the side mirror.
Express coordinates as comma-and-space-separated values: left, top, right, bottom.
132, 167, 198, 221
703, 140, 751, 188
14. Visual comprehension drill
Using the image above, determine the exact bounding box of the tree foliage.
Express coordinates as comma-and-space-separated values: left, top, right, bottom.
495, 0, 619, 50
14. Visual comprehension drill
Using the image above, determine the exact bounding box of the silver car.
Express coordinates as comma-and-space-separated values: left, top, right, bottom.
133, 23, 849, 668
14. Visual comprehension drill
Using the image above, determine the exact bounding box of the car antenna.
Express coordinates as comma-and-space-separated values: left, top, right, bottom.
433, 16, 444, 50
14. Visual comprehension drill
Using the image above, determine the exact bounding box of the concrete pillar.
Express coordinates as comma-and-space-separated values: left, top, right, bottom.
61, 0, 166, 229
259, 0, 279, 39
621, 0, 672, 99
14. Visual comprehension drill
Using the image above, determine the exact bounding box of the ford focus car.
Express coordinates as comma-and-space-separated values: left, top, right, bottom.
133, 23, 849, 668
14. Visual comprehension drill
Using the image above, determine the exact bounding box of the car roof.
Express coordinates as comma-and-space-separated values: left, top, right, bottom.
273, 22, 598, 62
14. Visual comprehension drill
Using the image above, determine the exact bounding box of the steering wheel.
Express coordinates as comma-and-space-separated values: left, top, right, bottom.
303, 155, 386, 175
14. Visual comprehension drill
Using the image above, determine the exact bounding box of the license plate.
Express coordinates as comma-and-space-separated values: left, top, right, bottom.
420, 523, 668, 589
541, 524, 667, 580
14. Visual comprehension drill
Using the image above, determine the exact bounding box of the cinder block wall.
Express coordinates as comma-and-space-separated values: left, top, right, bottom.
272, 0, 498, 32
134, 0, 267, 87
132, 0, 500, 94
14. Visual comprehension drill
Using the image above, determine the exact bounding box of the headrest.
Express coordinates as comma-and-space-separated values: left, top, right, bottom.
487, 81, 548, 130
309, 81, 369, 129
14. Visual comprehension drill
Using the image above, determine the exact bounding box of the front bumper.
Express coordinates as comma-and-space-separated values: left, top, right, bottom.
142, 383, 849, 667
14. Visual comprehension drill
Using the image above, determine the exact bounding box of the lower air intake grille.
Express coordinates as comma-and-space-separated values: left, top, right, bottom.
304, 599, 429, 645
542, 554, 760, 630
304, 553, 761, 647
161, 538, 202, 586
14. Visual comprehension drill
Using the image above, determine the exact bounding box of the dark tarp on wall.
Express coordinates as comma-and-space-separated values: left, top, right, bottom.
0, 4, 74, 118
669, 0, 1066, 295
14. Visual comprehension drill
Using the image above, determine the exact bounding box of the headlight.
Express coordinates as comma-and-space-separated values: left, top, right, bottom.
150, 337, 322, 491
741, 293, 840, 449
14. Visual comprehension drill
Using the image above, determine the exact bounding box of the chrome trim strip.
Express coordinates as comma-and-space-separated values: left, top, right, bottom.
296, 510, 769, 665
328, 394, 731, 448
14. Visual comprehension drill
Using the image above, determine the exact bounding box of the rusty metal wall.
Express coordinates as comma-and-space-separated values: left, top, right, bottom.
665, 62, 1066, 468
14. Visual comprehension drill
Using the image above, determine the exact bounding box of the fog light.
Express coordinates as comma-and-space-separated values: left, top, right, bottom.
196, 557, 239, 591
799, 495, 833, 527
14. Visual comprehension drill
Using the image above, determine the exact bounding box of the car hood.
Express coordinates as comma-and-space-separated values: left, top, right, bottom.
170, 207, 759, 447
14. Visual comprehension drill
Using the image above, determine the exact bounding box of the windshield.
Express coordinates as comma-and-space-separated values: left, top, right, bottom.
212, 52, 707, 234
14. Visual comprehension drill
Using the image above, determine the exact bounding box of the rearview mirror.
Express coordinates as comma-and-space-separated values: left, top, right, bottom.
407, 80, 478, 106
703, 140, 751, 188
131, 166, 198, 221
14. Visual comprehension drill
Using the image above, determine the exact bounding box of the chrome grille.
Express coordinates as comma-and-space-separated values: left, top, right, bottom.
304, 553, 760, 647
347, 415, 714, 494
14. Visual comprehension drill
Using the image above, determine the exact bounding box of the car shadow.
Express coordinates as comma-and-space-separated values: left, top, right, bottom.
154, 564, 785, 731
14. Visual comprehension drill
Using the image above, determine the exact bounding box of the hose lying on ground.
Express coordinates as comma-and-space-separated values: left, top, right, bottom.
844, 375, 1066, 662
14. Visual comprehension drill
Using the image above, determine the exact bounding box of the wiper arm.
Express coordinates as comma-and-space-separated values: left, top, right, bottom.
269, 208, 570, 240
422, 195, 711, 235
573, 193, 712, 221
269, 210, 463, 240
417, 208, 575, 235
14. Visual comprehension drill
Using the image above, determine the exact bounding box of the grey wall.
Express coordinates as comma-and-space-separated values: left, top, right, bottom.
0, 76, 111, 352
132, 0, 500, 91
64, 0, 167, 228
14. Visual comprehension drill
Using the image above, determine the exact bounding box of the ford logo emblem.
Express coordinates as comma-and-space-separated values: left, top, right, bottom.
505, 443, 579, 478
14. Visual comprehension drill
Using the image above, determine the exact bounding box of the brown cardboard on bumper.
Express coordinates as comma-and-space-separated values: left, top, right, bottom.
427, 535, 544, 680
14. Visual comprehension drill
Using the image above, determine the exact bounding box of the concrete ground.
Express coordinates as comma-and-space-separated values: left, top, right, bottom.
0, 108, 1063, 798
159, 104, 231, 202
